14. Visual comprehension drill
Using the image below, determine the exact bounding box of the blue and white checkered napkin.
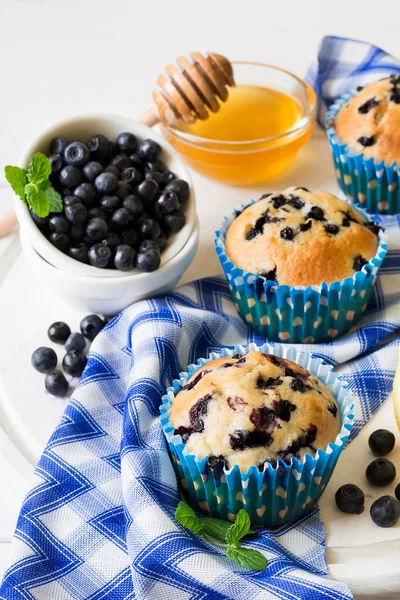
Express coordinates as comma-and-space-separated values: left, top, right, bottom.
2, 38, 400, 600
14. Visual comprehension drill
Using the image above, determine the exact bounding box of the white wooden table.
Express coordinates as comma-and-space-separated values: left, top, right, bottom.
0, 1, 399, 597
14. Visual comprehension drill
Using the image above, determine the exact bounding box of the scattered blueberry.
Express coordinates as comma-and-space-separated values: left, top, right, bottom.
65, 333, 86, 352
368, 429, 396, 456
48, 321, 71, 344
370, 496, 400, 527
62, 350, 87, 377
114, 245, 136, 271
335, 484, 365, 514
366, 458, 396, 487
80, 314, 105, 341
45, 370, 69, 397
64, 142, 90, 167
31, 347, 58, 373
88, 242, 112, 268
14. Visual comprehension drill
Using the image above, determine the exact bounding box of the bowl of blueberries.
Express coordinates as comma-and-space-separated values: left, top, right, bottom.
16, 114, 199, 313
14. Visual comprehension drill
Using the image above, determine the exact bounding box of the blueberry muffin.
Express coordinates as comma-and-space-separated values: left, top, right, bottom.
170, 351, 340, 472
334, 75, 400, 166
225, 187, 380, 287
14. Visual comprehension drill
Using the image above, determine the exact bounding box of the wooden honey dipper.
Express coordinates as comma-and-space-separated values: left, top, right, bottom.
0, 52, 234, 238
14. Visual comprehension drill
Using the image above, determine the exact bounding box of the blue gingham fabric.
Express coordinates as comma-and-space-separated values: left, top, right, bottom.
1, 38, 400, 600
306, 35, 400, 125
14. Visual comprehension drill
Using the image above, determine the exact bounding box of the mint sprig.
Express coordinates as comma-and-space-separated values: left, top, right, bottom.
175, 502, 266, 571
5, 152, 63, 218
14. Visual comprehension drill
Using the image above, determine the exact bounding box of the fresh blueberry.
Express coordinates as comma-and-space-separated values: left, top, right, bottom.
139, 218, 161, 240
88, 242, 112, 268
100, 195, 120, 212
106, 232, 121, 248
59, 166, 82, 189
108, 141, 117, 158
121, 166, 142, 185
63, 141, 90, 167
64, 195, 81, 206
366, 458, 396, 486
136, 249, 161, 272
49, 153, 64, 174
87, 134, 110, 160
166, 179, 190, 203
80, 314, 105, 341
129, 153, 145, 171
115, 181, 133, 200
69, 223, 85, 239
63, 187, 74, 197
88, 207, 106, 220
109, 208, 133, 232
83, 161, 103, 182
73, 183, 96, 206
62, 349, 87, 377
121, 229, 137, 246
49, 215, 70, 234
67, 243, 89, 263
370, 496, 400, 527
136, 179, 159, 203
95, 172, 118, 195
65, 332, 86, 352
163, 210, 185, 233
157, 190, 179, 214
162, 170, 176, 185
396, 483, 400, 502
335, 484, 365, 514
48, 321, 71, 344
369, 429, 396, 456
30, 211, 49, 227
50, 137, 69, 156
114, 244, 136, 271
156, 235, 167, 252
86, 218, 109, 242
145, 170, 164, 186
104, 165, 120, 178
49, 232, 70, 252
116, 132, 137, 153
65, 203, 87, 225
45, 370, 69, 396
139, 239, 160, 253
31, 347, 57, 373
145, 159, 166, 172
123, 195, 143, 216
111, 154, 132, 171
138, 138, 161, 161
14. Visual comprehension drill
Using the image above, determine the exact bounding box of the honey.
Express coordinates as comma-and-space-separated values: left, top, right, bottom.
162, 69, 316, 186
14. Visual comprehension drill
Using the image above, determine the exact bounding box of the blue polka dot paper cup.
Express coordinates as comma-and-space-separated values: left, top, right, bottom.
214, 203, 388, 344
326, 90, 400, 214
160, 343, 354, 527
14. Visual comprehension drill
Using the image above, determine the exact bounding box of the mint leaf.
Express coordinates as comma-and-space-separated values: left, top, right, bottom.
39, 179, 51, 191
175, 502, 202, 535
25, 185, 49, 217
226, 547, 267, 571
46, 187, 63, 213
27, 152, 52, 184
201, 517, 233, 542
5, 166, 28, 201
225, 509, 251, 547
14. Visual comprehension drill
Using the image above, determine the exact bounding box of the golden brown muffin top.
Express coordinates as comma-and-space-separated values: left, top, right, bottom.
225, 187, 380, 287
334, 75, 400, 165
170, 351, 340, 472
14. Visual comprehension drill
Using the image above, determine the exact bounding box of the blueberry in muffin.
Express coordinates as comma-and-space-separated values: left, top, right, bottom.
334, 75, 400, 165
170, 351, 340, 472
225, 187, 380, 287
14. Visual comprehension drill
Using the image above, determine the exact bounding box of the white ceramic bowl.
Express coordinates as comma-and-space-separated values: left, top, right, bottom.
20, 217, 199, 315
16, 114, 196, 278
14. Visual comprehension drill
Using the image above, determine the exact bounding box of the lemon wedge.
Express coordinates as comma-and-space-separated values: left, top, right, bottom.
393, 347, 400, 430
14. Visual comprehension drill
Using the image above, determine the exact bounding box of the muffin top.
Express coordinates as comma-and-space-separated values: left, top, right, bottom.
170, 351, 340, 472
225, 187, 380, 286
334, 74, 400, 165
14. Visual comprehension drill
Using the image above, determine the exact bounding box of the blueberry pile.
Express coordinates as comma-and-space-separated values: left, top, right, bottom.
31, 314, 106, 396
33, 133, 190, 272
335, 428, 400, 527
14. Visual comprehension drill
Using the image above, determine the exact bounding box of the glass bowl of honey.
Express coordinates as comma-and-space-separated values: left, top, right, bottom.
161, 62, 316, 186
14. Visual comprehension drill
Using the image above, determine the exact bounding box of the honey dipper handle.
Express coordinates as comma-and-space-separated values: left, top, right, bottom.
136, 106, 159, 128
0, 208, 18, 239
